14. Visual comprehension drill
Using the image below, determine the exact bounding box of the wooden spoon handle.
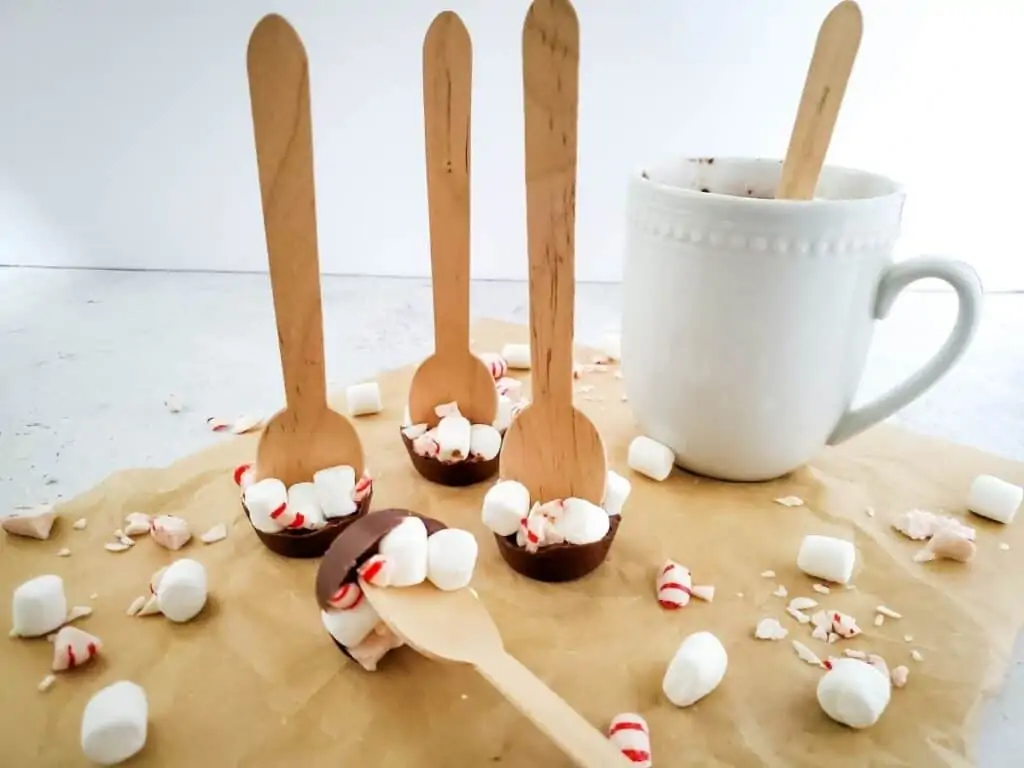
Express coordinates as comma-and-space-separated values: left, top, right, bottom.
247, 15, 327, 413
423, 12, 473, 355
475, 651, 630, 767
776, 0, 863, 200
522, 0, 579, 409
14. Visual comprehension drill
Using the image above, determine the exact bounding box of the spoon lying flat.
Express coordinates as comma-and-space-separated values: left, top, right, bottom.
407, 12, 498, 428
776, 0, 863, 200
361, 582, 629, 767
247, 14, 365, 486
499, 0, 607, 505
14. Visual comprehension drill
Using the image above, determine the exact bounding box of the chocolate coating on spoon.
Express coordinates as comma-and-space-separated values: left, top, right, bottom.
400, 429, 499, 487
494, 514, 621, 583
243, 491, 372, 560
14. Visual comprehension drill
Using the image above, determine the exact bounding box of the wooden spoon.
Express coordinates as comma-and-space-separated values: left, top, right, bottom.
361, 582, 630, 767
499, 0, 607, 504
776, 0, 863, 200
247, 14, 365, 486
407, 12, 498, 428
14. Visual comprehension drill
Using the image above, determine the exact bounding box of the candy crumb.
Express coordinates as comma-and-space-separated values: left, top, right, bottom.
999, 542, 1011, 551
760, 570, 776, 578
38, 675, 56, 692
126, 596, 146, 616
775, 496, 805, 507
876, 605, 902, 619
56, 548, 71, 557
788, 597, 818, 612
911, 650, 924, 662
874, 614, 885, 627
904, 635, 914, 642
792, 640, 825, 667
843, 649, 868, 660
754, 618, 788, 640
201, 524, 228, 544
812, 583, 830, 595
67, 606, 93, 622
891, 665, 910, 688
72, 518, 87, 530
772, 585, 788, 598
89, 593, 98, 600
164, 394, 184, 413
786, 606, 811, 624
865, 506, 876, 517
104, 542, 131, 553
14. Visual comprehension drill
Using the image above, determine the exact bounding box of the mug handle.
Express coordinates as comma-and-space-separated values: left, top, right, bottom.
827, 257, 983, 446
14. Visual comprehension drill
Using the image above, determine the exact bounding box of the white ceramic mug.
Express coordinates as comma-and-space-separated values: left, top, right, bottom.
622, 157, 983, 482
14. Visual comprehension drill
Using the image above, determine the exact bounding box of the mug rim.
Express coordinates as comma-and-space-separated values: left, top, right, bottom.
634, 156, 905, 210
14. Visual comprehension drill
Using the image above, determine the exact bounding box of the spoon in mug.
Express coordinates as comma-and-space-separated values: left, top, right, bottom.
499, 0, 607, 505
776, 0, 863, 200
247, 15, 365, 486
407, 12, 498, 428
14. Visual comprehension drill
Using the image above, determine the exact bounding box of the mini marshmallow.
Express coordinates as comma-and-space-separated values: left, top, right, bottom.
155, 559, 207, 623
436, 410, 472, 463
968, 474, 1023, 524
495, 377, 522, 402
244, 478, 288, 533
600, 332, 621, 361
500, 343, 531, 370
427, 528, 479, 591
817, 658, 891, 729
11, 574, 67, 638
482, 480, 531, 536
402, 423, 429, 440
663, 631, 728, 707
797, 535, 856, 585
346, 381, 383, 417
313, 465, 358, 519
287, 482, 326, 530
469, 424, 503, 461
492, 395, 515, 432
554, 498, 610, 545
2, 505, 56, 540
602, 470, 632, 516
627, 436, 675, 482
607, 713, 651, 767
233, 463, 256, 491
122, 512, 151, 537
80, 680, 148, 766
150, 515, 192, 551
52, 625, 102, 671
321, 600, 380, 647
349, 623, 405, 671
478, 352, 508, 381
377, 516, 429, 587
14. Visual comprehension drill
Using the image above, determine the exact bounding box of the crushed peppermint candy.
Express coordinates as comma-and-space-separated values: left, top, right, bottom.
754, 618, 788, 640
811, 583, 830, 595
788, 597, 818, 612
774, 496, 805, 507
876, 605, 902, 619
772, 585, 788, 598
792, 640, 828, 668
760, 570, 776, 578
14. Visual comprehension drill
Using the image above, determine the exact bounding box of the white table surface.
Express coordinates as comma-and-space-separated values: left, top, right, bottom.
1, 267, 1022, 765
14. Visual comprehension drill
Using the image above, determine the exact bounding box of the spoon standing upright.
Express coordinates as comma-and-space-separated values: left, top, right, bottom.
776, 0, 863, 200
499, 0, 607, 505
247, 14, 365, 486
407, 12, 498, 428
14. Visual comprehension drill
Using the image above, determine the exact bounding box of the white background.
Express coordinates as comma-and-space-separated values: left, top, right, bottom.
0, 0, 1021, 289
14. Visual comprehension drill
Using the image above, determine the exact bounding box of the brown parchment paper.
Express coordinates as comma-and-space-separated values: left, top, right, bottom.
3, 319, 1024, 768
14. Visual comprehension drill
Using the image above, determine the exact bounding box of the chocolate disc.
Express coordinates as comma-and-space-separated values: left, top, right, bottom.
400, 429, 499, 487
242, 490, 372, 560
494, 515, 621, 583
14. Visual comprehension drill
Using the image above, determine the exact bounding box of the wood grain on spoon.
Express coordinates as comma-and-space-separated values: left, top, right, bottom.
499, 0, 607, 504
361, 582, 630, 767
408, 12, 497, 428
247, 14, 364, 486
776, 0, 863, 200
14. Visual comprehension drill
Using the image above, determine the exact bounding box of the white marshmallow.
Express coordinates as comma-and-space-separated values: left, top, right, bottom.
554, 498, 610, 545
627, 436, 675, 481
600, 332, 621, 361
500, 343, 531, 370
346, 381, 383, 417
287, 482, 326, 530
321, 600, 380, 647
11, 574, 67, 638
436, 412, 472, 463
482, 480, 531, 536
469, 424, 503, 461
495, 377, 522, 402
492, 395, 515, 432
313, 465, 358, 519
662, 631, 728, 707
377, 516, 429, 587
2, 504, 56, 540
155, 559, 207, 623
52, 625, 102, 671
817, 658, 891, 729
968, 474, 1022, 524
402, 423, 429, 440
797, 535, 856, 585
244, 478, 288, 533
80, 681, 148, 766
602, 470, 632, 516
401, 405, 412, 427
149, 515, 191, 551
427, 529, 479, 591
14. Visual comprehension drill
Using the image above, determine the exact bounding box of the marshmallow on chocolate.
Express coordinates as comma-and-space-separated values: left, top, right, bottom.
52, 625, 102, 671
482, 480, 531, 536
155, 559, 207, 623
817, 658, 891, 729
469, 424, 502, 461
313, 465, 358, 519
602, 470, 632, 516
435, 403, 471, 462
244, 478, 288, 533
321, 599, 381, 648
492, 395, 516, 432
427, 529, 478, 591
287, 482, 326, 530
377, 516, 429, 587
663, 631, 728, 707
554, 498, 610, 545
797, 535, 856, 585
80, 680, 148, 766
11, 574, 67, 638
150, 515, 192, 551
2, 505, 57, 540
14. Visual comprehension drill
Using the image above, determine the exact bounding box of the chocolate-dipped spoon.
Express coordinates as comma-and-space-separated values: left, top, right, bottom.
499, 0, 607, 504
407, 12, 498, 428
247, 14, 365, 487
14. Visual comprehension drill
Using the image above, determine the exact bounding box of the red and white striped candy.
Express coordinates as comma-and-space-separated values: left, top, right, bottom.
233, 463, 256, 491
656, 560, 693, 609
412, 432, 440, 458
268, 502, 306, 530
352, 472, 373, 504
607, 713, 652, 767
479, 352, 508, 381
358, 554, 392, 587
518, 500, 564, 552
52, 626, 102, 672
328, 582, 364, 610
